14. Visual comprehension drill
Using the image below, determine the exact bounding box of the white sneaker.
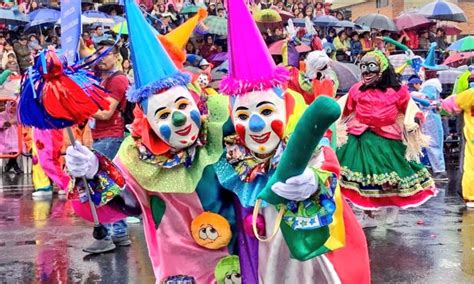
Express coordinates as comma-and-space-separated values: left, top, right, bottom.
466, 202, 474, 209
32, 190, 53, 199
385, 207, 400, 225
360, 214, 378, 228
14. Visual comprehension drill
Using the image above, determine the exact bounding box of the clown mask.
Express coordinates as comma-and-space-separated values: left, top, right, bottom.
231, 89, 286, 157
360, 55, 382, 87
197, 73, 210, 88
145, 85, 202, 150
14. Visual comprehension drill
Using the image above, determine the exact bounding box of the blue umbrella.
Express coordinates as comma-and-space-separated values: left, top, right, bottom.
0, 7, 29, 26
419, 0, 466, 22
82, 10, 114, 26
26, 8, 60, 30
312, 15, 339, 27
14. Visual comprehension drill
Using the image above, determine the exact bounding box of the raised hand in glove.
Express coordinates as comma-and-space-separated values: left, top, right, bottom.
65, 142, 99, 179
271, 168, 319, 202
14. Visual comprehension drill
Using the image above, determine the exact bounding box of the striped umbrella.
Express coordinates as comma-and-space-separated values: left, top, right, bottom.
447, 36, 474, 52
419, 0, 466, 22
203, 16, 227, 36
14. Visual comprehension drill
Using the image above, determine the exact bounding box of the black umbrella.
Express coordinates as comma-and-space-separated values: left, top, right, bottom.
99, 3, 125, 15
355, 13, 397, 32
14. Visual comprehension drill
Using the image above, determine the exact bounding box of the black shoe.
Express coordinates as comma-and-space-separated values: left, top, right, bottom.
433, 172, 449, 182
12, 164, 23, 174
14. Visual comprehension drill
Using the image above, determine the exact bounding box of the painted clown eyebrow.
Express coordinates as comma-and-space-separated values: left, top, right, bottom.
174, 96, 187, 103
154, 107, 167, 115
236, 106, 249, 111
256, 101, 275, 108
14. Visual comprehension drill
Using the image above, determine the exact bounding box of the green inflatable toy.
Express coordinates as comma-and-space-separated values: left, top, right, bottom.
252, 95, 341, 261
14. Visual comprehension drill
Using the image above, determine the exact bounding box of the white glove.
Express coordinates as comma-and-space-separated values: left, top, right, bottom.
65, 142, 99, 179
271, 168, 318, 201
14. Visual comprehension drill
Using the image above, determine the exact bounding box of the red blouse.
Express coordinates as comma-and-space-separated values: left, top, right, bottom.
343, 82, 410, 140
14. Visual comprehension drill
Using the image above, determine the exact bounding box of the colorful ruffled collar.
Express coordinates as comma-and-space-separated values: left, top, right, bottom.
223, 134, 286, 182
134, 122, 208, 169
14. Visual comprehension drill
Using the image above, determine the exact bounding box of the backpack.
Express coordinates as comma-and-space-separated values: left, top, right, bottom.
104, 71, 135, 131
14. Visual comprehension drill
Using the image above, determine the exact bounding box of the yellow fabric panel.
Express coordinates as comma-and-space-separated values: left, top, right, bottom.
31, 137, 51, 191
462, 108, 474, 201
455, 89, 474, 111
323, 184, 346, 251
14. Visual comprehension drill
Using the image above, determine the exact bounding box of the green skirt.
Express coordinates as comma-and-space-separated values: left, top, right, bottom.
336, 131, 434, 201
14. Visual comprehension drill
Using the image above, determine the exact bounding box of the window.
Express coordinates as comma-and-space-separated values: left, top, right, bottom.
376, 0, 389, 8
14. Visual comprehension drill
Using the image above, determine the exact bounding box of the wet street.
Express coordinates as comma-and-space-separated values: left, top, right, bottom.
0, 169, 473, 283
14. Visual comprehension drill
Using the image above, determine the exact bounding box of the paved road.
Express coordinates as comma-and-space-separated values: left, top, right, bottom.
0, 170, 473, 283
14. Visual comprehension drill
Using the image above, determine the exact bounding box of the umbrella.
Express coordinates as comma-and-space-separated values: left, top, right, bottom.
312, 15, 339, 27
98, 2, 124, 15
291, 18, 306, 27
268, 40, 311, 55
336, 20, 355, 28
438, 69, 465, 85
210, 52, 227, 62
113, 15, 126, 23
447, 36, 474, 52
112, 21, 128, 34
203, 16, 227, 36
437, 22, 461, 36
395, 13, 431, 30
355, 14, 397, 32
443, 51, 474, 66
273, 8, 294, 23
329, 61, 361, 91
82, 10, 115, 26
0, 7, 29, 26
419, 0, 466, 23
180, 5, 198, 14
27, 8, 60, 27
254, 9, 282, 23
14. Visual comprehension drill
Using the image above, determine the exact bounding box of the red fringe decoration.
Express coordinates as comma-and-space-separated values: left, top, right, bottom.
41, 52, 110, 123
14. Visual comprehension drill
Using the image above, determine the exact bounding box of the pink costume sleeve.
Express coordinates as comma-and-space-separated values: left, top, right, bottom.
396, 86, 411, 113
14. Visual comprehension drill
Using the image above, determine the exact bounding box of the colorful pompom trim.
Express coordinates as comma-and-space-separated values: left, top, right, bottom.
126, 71, 191, 103
220, 66, 290, 96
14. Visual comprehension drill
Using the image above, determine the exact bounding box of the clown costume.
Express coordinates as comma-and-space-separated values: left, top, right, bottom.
66, 0, 239, 282
442, 71, 474, 208
214, 0, 371, 283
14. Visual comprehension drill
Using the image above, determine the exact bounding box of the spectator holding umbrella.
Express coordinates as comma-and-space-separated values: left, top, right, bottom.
419, 30, 430, 50
13, 35, 32, 74
435, 28, 448, 50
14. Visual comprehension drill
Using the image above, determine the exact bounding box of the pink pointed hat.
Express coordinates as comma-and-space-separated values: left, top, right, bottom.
220, 0, 289, 96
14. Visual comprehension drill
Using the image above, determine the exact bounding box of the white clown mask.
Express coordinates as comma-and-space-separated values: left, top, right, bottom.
231, 89, 286, 156
197, 73, 210, 88
145, 85, 202, 150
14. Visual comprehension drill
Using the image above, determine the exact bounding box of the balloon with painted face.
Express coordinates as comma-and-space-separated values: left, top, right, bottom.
231, 88, 286, 156
144, 85, 202, 150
